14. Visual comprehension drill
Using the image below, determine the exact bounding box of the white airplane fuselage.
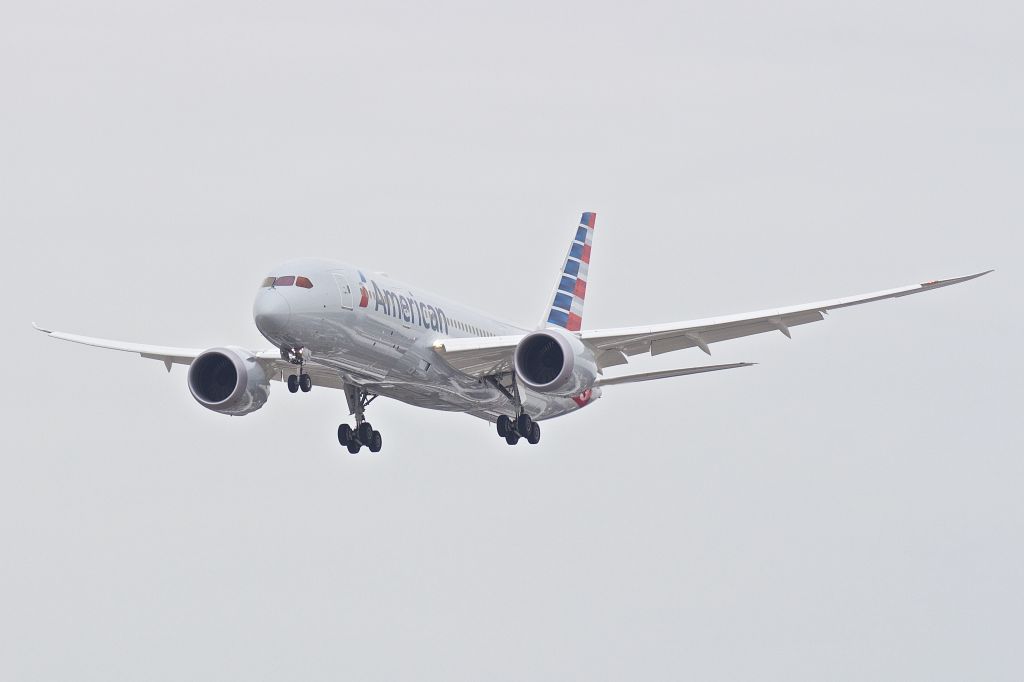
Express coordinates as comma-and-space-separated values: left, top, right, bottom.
252, 257, 599, 422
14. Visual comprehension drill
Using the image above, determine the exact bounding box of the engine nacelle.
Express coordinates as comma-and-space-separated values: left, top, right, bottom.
513, 328, 598, 397
187, 346, 270, 416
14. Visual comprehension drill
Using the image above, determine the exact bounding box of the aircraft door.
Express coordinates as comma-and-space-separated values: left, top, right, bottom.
333, 272, 354, 310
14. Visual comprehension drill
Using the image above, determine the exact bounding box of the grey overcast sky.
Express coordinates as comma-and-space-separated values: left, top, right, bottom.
1, 0, 1021, 679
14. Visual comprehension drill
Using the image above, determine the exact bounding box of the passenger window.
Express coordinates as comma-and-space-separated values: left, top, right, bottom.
275, 275, 295, 286
260, 277, 276, 288
296, 276, 313, 289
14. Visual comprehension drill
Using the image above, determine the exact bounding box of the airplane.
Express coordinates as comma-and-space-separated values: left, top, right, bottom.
36, 212, 991, 453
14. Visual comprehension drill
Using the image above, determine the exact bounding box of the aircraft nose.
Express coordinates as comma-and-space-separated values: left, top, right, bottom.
253, 289, 292, 339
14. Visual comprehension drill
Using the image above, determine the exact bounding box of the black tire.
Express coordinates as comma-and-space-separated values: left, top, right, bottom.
527, 421, 541, 445
347, 441, 361, 454
505, 433, 520, 445
496, 415, 511, 438
287, 374, 299, 393
299, 373, 312, 392
369, 430, 382, 453
337, 424, 353, 446
358, 422, 374, 443
516, 413, 533, 436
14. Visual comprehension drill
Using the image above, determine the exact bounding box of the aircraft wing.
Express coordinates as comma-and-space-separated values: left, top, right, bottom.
432, 335, 525, 377
581, 271, 992, 366
434, 271, 992, 378
32, 324, 348, 388
33, 324, 208, 367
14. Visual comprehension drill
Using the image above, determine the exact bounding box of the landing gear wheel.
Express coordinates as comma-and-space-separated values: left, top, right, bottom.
516, 413, 533, 437
497, 415, 512, 438
299, 373, 312, 392
347, 441, 362, 454
527, 421, 541, 445
368, 430, 382, 453
505, 433, 520, 445
338, 424, 353, 446
287, 374, 299, 393
358, 422, 374, 443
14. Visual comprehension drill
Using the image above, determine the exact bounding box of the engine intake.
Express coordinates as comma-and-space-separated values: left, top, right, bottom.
514, 329, 597, 397
187, 347, 269, 416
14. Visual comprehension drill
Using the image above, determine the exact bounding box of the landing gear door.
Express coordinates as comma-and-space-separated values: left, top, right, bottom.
334, 272, 354, 310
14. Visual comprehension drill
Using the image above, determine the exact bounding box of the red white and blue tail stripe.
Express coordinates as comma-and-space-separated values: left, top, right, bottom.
546, 212, 595, 332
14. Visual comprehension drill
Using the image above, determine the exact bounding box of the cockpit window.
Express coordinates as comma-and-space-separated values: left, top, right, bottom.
261, 275, 313, 288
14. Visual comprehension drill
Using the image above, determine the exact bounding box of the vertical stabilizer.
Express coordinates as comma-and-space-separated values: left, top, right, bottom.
544, 212, 595, 332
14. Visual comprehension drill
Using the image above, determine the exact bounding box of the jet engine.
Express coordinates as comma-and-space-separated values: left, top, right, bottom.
513, 328, 598, 397
187, 347, 270, 416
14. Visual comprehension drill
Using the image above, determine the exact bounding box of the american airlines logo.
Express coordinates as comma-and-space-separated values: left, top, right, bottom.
366, 279, 450, 334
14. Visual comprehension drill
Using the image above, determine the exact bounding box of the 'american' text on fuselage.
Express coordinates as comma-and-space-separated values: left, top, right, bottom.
370, 280, 450, 334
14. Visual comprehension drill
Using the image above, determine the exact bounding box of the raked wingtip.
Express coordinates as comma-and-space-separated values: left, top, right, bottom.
965, 269, 994, 281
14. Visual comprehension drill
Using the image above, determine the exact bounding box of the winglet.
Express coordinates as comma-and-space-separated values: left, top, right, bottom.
32, 322, 53, 334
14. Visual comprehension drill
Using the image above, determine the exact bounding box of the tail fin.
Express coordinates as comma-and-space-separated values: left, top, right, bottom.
544, 211, 596, 332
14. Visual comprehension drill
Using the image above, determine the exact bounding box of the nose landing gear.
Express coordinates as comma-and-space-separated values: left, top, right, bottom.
282, 347, 312, 393
338, 385, 382, 453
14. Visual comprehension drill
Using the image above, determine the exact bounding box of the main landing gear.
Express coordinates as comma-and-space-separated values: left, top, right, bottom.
496, 413, 541, 445
487, 373, 541, 446
338, 385, 382, 453
282, 347, 312, 393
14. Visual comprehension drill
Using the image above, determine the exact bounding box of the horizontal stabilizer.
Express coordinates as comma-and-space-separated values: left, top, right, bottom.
595, 362, 755, 387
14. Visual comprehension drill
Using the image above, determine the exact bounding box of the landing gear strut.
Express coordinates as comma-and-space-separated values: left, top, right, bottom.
338, 385, 382, 453
490, 374, 541, 446
282, 347, 312, 393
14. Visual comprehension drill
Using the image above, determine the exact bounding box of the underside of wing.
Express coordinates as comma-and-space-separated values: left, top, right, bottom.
581, 271, 992, 365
